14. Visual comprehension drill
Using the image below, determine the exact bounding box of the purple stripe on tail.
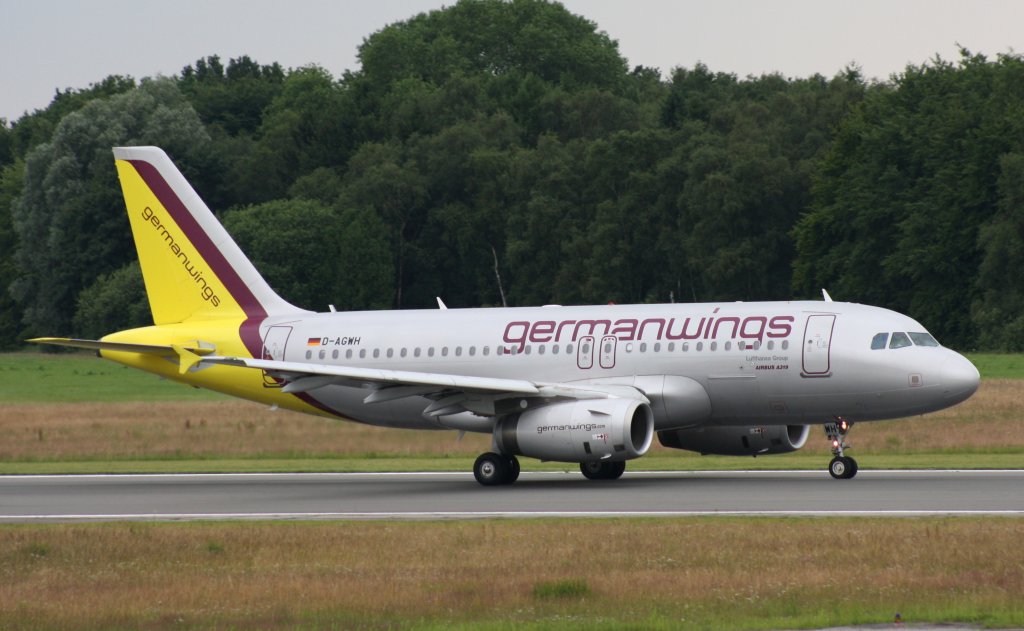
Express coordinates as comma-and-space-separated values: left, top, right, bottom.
129, 159, 267, 321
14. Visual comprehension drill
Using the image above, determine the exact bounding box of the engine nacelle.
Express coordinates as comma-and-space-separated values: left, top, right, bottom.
657, 424, 810, 456
494, 399, 654, 463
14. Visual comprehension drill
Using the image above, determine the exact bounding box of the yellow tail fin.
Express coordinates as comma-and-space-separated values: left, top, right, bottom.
113, 147, 304, 324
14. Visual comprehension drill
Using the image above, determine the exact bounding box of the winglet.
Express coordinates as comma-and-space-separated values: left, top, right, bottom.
436, 297, 448, 310
822, 288, 833, 302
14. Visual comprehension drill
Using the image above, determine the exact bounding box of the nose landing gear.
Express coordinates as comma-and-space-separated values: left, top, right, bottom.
825, 419, 858, 479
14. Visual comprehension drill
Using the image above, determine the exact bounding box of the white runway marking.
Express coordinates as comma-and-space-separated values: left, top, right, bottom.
4, 510, 1024, 522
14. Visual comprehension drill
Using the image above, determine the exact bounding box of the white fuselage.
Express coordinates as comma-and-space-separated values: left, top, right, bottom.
254, 300, 980, 431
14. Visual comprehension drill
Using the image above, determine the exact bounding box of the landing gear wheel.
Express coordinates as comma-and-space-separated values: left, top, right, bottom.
474, 452, 512, 486
580, 461, 626, 481
506, 456, 521, 483
825, 419, 858, 480
829, 456, 849, 480
828, 456, 858, 480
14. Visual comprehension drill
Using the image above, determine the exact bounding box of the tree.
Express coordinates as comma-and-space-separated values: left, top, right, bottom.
9, 79, 211, 337
72, 262, 149, 339
222, 199, 336, 310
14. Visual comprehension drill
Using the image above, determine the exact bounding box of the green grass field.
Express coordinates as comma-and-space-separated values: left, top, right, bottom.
0, 352, 223, 402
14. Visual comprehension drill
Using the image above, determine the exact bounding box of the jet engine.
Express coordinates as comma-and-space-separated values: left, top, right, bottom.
494, 398, 654, 462
657, 424, 810, 456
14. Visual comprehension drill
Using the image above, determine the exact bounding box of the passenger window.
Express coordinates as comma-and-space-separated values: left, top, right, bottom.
373, 349, 380, 358
781, 340, 789, 350
682, 342, 689, 352
767, 341, 774, 350
442, 347, 449, 357
400, 348, 407, 358
538, 345, 545, 355
305, 350, 312, 360
566, 344, 574, 354
455, 347, 462, 357
469, 346, 476, 356
359, 349, 366, 359
483, 346, 489, 356
428, 347, 435, 357
346, 349, 353, 359
654, 343, 661, 352
710, 342, 717, 351
318, 349, 326, 360
332, 349, 339, 359
639, 342, 647, 353
909, 332, 939, 347
738, 341, 746, 350
386, 348, 394, 358
725, 341, 731, 351
871, 333, 888, 350
668, 342, 675, 352
696, 342, 703, 351
552, 344, 558, 355
889, 332, 912, 349
414, 348, 421, 358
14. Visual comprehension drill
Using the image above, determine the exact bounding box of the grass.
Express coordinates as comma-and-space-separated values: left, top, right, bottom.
965, 352, 1024, 379
0, 352, 222, 403
1, 380, 1022, 468
0, 518, 1021, 630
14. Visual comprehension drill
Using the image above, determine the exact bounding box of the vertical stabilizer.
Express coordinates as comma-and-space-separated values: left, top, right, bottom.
113, 146, 307, 324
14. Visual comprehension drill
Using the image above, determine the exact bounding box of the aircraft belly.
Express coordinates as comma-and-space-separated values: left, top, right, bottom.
296, 385, 444, 430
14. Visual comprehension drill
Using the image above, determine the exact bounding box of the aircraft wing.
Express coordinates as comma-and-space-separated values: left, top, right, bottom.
196, 354, 649, 416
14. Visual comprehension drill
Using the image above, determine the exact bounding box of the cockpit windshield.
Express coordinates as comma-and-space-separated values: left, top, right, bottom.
889, 332, 912, 349
870, 331, 941, 349
908, 332, 939, 347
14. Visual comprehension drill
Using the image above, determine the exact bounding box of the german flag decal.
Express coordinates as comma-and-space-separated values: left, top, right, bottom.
307, 337, 321, 347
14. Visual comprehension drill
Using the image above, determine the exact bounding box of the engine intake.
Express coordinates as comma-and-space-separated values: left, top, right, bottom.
494, 398, 654, 463
658, 424, 810, 456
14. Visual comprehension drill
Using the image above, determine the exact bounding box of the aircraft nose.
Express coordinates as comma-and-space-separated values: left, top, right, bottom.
941, 353, 980, 404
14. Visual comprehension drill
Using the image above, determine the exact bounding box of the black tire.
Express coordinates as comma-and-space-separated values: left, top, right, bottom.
828, 456, 849, 480
474, 452, 510, 486
507, 456, 521, 483
607, 461, 626, 480
580, 461, 625, 481
846, 457, 859, 479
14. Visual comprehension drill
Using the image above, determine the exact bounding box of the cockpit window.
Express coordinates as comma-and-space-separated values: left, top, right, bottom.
870, 332, 888, 350
909, 332, 939, 347
889, 332, 912, 349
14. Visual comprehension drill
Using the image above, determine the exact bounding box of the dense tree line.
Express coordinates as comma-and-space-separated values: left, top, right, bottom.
1, 0, 1022, 351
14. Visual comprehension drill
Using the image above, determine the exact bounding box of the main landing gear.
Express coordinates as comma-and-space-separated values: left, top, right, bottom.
473, 452, 520, 486
826, 418, 858, 479
580, 461, 626, 481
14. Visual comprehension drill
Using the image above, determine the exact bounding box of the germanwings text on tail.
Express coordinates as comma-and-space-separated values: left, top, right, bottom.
32, 147, 980, 485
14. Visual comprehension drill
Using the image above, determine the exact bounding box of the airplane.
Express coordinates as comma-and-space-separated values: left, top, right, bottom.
31, 146, 981, 486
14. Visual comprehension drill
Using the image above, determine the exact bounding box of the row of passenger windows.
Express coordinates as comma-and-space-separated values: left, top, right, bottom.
303, 338, 790, 361
870, 331, 940, 350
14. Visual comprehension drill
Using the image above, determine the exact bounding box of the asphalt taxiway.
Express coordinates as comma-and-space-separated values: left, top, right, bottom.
1, 469, 1022, 522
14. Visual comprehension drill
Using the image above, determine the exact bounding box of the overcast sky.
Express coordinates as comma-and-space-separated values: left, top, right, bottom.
2, 0, 1023, 123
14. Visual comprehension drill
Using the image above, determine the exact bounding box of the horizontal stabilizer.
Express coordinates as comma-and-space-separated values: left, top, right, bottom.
28, 337, 215, 357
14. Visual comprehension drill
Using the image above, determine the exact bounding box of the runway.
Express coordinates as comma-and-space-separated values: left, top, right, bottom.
2, 470, 1023, 522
